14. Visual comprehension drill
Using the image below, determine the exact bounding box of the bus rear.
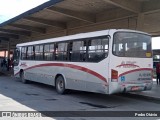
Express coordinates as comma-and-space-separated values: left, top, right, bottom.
109, 30, 153, 94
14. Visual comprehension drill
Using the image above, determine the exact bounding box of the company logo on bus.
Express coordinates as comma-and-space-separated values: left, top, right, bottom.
20, 62, 27, 67
116, 61, 140, 68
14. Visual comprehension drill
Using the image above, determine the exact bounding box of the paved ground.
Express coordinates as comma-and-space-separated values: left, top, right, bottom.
0, 75, 160, 120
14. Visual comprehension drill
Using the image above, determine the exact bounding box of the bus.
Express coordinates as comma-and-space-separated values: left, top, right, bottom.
13, 29, 153, 94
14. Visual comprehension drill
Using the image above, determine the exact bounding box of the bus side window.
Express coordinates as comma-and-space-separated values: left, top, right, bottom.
87, 37, 109, 62
71, 40, 86, 62
44, 43, 55, 61
35, 45, 44, 60
68, 42, 73, 61
21, 47, 27, 60
56, 42, 68, 61
27, 46, 34, 60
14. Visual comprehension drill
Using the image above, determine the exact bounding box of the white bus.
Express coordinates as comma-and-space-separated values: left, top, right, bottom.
13, 29, 153, 94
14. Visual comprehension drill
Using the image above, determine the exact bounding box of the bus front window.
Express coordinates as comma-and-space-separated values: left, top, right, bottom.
113, 32, 152, 58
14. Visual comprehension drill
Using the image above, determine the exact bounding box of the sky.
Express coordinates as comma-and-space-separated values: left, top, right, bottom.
0, 0, 49, 23
152, 37, 160, 50
0, 0, 159, 50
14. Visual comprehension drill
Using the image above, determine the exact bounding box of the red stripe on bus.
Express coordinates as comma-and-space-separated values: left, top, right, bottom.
119, 68, 153, 77
16, 63, 107, 82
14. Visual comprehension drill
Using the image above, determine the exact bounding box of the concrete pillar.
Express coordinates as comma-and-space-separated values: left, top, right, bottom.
65, 29, 68, 36
7, 40, 10, 71
136, 13, 144, 31
4, 51, 6, 58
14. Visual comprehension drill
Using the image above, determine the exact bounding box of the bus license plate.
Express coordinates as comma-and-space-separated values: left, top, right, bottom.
131, 86, 139, 91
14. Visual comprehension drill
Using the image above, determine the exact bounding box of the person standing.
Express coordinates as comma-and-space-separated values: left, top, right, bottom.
2, 58, 6, 70
156, 62, 160, 85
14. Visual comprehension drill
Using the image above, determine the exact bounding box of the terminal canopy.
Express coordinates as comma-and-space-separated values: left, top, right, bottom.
0, 0, 160, 50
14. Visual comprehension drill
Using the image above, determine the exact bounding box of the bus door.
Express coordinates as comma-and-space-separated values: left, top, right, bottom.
13, 47, 20, 76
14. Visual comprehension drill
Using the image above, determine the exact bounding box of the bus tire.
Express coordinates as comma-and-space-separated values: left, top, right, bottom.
55, 75, 66, 94
20, 71, 27, 84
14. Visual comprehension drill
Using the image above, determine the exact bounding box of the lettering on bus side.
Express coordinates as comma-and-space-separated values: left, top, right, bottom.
138, 73, 152, 81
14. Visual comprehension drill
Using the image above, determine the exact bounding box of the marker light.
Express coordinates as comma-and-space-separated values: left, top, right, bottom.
111, 69, 118, 82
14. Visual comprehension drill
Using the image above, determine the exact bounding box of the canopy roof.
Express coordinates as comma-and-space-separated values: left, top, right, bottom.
0, 0, 160, 50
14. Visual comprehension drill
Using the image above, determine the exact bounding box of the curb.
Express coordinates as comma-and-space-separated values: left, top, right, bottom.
121, 93, 160, 104
0, 71, 13, 76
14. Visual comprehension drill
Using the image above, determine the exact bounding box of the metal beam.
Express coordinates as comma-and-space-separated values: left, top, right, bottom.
103, 0, 141, 13
0, 37, 9, 41
46, 7, 96, 23
8, 24, 46, 34
142, 0, 160, 14
0, 28, 31, 36
143, 24, 160, 33
136, 13, 144, 31
0, 40, 8, 43
24, 17, 66, 29
96, 8, 136, 22
0, 33, 19, 39
0, 48, 7, 51
150, 32, 160, 37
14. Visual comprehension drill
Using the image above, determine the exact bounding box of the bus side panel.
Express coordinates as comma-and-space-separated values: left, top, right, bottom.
17, 61, 109, 94
25, 61, 55, 85
57, 62, 109, 94
65, 61, 109, 94
85, 61, 109, 94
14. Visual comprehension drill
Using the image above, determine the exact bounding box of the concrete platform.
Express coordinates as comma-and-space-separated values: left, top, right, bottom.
128, 81, 160, 101
0, 67, 13, 76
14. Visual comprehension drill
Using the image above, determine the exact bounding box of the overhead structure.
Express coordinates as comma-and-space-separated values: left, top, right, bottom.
0, 0, 160, 50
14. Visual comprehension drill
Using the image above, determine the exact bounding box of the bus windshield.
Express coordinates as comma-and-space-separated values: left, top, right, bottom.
113, 32, 152, 58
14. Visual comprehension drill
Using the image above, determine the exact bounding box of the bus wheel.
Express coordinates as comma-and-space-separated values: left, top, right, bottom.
55, 76, 66, 94
20, 71, 27, 84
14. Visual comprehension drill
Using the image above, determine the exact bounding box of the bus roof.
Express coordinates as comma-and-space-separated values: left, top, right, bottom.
16, 29, 149, 47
